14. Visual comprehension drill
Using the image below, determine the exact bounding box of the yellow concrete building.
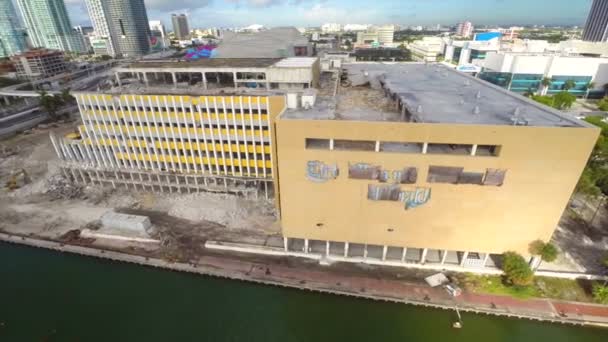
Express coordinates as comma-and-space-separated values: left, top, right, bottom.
52, 92, 286, 198
274, 63, 600, 267
51, 57, 319, 198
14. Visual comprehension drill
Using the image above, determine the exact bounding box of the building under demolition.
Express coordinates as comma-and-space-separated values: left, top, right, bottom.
50, 60, 599, 268
49, 57, 320, 199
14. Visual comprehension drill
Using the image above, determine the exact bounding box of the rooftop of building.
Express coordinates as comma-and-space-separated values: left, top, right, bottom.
10, 48, 64, 59
127, 58, 282, 69
124, 57, 318, 70
283, 62, 590, 128
213, 27, 309, 58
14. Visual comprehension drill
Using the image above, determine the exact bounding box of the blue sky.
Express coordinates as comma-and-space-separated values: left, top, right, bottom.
64, 0, 594, 28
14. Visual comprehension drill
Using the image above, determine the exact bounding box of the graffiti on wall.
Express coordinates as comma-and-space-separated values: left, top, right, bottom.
400, 187, 432, 209
306, 161, 339, 183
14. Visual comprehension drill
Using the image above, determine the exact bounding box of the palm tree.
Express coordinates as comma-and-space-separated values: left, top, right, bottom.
60, 88, 74, 104
540, 77, 552, 95
38, 90, 63, 121
563, 79, 576, 92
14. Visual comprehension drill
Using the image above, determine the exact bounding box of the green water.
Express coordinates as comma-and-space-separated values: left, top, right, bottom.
1, 243, 607, 342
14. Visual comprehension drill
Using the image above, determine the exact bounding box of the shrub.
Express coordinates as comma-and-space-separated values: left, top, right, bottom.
502, 251, 534, 286
529, 240, 559, 262
593, 284, 608, 304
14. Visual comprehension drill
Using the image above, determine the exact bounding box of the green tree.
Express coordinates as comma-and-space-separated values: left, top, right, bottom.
593, 283, 608, 304
502, 252, 534, 287
529, 240, 559, 263
552, 91, 576, 109
60, 88, 74, 104
563, 79, 576, 92
38, 91, 64, 121
576, 117, 608, 197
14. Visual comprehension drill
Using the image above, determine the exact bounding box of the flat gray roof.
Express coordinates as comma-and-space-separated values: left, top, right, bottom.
339, 63, 588, 127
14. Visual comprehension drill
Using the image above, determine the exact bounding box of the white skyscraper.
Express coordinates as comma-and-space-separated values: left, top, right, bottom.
84, 0, 151, 57
85, 0, 116, 56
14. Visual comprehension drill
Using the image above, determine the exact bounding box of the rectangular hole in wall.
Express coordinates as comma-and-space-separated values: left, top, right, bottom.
483, 168, 507, 186
349, 163, 381, 180
476, 145, 501, 157
305, 138, 330, 150
399, 167, 418, 184
427, 144, 472, 155
379, 141, 423, 154
367, 184, 401, 201
334, 139, 376, 152
458, 172, 484, 185
427, 166, 464, 184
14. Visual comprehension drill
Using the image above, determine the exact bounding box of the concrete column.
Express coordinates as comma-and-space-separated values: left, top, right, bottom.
483, 253, 490, 267
304, 239, 309, 254
329, 139, 335, 150
233, 72, 238, 89
422, 142, 428, 154
24, 97, 30, 105
202, 72, 208, 89
143, 73, 149, 86
325, 241, 330, 256
460, 251, 469, 267
171, 73, 177, 87
136, 72, 141, 80
441, 250, 448, 265
471, 144, 478, 156
344, 242, 349, 257
529, 256, 542, 270
115, 72, 122, 86
283, 237, 288, 252
420, 248, 428, 264
382, 246, 388, 261
401, 247, 407, 262
363, 244, 368, 259
375, 141, 380, 152
4, 96, 10, 105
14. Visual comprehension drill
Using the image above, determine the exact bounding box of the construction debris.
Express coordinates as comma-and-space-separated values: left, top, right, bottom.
44, 174, 83, 199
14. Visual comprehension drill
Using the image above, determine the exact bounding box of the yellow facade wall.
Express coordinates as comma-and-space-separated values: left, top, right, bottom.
275, 118, 599, 255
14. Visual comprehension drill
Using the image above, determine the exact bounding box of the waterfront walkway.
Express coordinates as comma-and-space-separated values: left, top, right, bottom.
1, 232, 608, 328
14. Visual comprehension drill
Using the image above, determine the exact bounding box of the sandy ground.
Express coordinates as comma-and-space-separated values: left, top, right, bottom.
0, 123, 279, 260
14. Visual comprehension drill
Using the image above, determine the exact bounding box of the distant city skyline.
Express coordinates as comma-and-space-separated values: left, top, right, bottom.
61, 0, 593, 29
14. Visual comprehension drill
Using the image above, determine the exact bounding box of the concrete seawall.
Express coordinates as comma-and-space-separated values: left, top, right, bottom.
1, 232, 607, 329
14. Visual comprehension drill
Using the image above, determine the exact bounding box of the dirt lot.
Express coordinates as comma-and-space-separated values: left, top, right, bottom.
0, 123, 280, 261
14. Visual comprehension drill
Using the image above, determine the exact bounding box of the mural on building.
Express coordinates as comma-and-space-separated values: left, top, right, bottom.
306, 161, 339, 182
184, 45, 217, 60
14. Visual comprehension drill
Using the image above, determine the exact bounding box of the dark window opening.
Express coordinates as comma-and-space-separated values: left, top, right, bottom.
349, 163, 381, 180
379, 141, 423, 154
427, 144, 472, 155
427, 166, 464, 184
476, 145, 501, 157
305, 138, 330, 150
334, 139, 376, 152
458, 172, 484, 185
483, 169, 507, 186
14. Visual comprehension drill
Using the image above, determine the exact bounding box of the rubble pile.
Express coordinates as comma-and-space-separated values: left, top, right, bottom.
44, 174, 83, 199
